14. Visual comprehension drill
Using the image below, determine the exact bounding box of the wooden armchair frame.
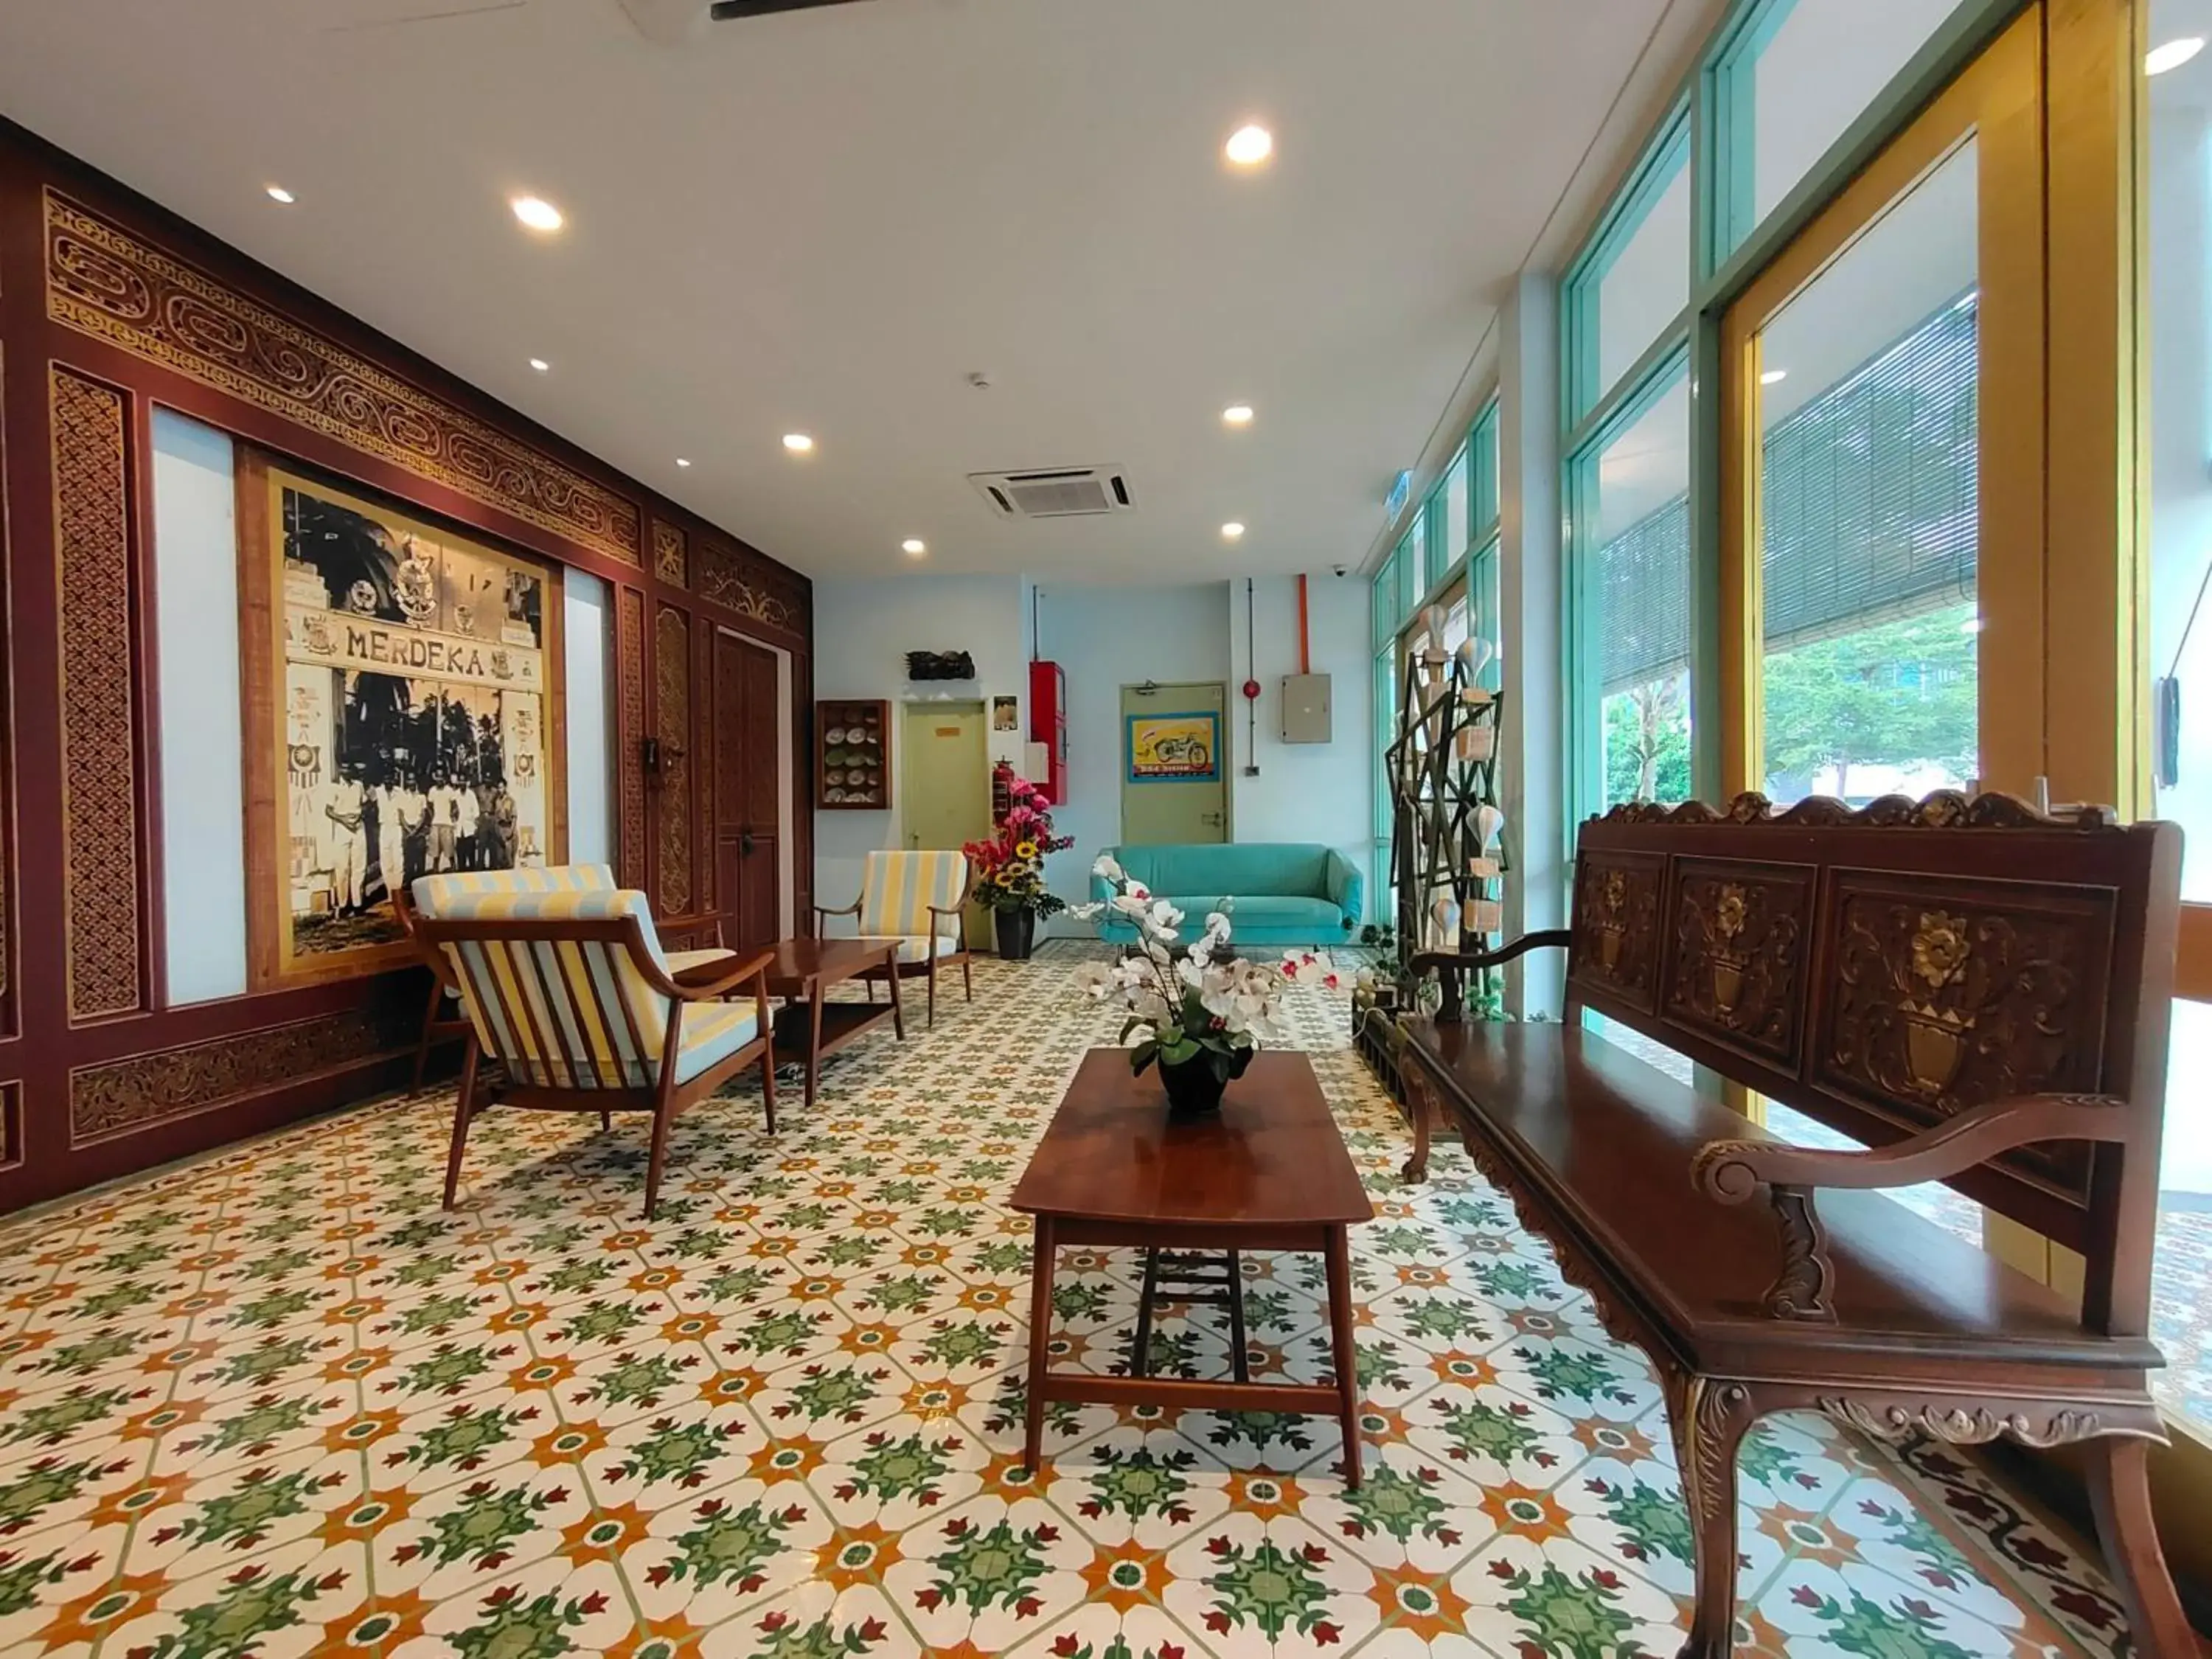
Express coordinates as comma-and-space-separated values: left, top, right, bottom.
392, 883, 472, 1096
415, 911, 777, 1219
815, 860, 976, 1026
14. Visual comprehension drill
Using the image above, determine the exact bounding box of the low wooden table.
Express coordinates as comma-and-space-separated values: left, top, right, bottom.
1011, 1048, 1374, 1484
761, 937, 904, 1107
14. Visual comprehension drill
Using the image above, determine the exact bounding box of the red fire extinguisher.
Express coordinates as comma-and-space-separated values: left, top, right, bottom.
991, 758, 1016, 824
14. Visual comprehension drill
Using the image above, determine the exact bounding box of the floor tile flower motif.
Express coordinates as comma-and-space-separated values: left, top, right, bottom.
0, 946, 2140, 1656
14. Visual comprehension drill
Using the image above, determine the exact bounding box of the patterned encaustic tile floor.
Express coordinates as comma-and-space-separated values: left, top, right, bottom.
0, 947, 2146, 1658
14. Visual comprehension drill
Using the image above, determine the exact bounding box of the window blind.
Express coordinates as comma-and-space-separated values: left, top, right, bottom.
1596, 294, 1978, 693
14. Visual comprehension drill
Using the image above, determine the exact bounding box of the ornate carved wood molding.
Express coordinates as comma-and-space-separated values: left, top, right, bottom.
616, 588, 647, 888
44, 190, 643, 566
695, 532, 805, 636
654, 605, 694, 916
1816, 1394, 2149, 1449
51, 366, 143, 1021
1599, 789, 2110, 830
653, 519, 688, 588
69, 1004, 416, 1144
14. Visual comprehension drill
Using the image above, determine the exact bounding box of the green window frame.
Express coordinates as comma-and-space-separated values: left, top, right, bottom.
1470, 400, 1501, 543
1702, 0, 1794, 273
1561, 105, 1692, 430
1395, 525, 1422, 617
1371, 552, 1399, 652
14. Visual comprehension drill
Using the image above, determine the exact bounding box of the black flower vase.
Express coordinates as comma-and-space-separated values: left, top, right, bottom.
1158, 1046, 1252, 1119
993, 908, 1036, 961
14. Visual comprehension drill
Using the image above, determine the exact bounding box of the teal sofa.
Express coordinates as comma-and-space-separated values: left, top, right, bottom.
1093, 844, 1363, 948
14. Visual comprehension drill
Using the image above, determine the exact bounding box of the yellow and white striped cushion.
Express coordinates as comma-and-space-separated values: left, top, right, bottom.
887, 933, 963, 964
439, 887, 673, 1090
858, 850, 967, 939
413, 863, 616, 919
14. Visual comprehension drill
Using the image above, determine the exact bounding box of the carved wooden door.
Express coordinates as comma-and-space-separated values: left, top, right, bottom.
712, 628, 782, 950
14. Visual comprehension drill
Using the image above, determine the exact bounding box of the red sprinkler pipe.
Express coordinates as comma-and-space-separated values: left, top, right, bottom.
1295, 574, 1310, 675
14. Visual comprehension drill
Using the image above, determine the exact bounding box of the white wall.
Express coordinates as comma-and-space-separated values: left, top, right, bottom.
1226, 574, 1374, 912
152, 409, 248, 1005
563, 570, 614, 869
1034, 582, 1233, 911
811, 574, 1030, 910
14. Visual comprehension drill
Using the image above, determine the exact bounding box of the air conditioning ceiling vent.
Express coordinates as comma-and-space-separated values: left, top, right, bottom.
967, 467, 1135, 520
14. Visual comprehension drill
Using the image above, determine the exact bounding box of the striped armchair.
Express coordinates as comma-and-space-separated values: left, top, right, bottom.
404, 864, 737, 1093
415, 884, 775, 1218
817, 849, 973, 1026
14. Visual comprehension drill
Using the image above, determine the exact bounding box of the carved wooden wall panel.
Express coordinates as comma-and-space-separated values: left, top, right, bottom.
1565, 852, 1664, 1012
654, 605, 694, 916
51, 366, 144, 1022
653, 519, 688, 588
44, 192, 643, 566
616, 587, 647, 889
1813, 872, 2116, 1197
1661, 859, 1814, 1070
70, 1005, 416, 1145
0, 1085, 18, 1173
697, 532, 805, 636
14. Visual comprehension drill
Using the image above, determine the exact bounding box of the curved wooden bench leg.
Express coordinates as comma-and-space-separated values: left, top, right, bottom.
2084, 1435, 2195, 1658
1671, 1377, 1759, 1659
1399, 1063, 1431, 1184
442, 1041, 481, 1210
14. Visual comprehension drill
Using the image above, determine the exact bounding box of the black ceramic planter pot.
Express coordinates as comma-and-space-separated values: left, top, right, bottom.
1158, 1046, 1253, 1119
994, 909, 1037, 961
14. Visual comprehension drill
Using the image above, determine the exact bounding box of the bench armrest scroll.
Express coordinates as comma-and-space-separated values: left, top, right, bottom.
1408, 928, 1572, 976
1691, 1093, 2131, 1324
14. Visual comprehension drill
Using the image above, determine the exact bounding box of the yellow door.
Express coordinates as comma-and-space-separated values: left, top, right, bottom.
1121, 681, 1229, 845
901, 702, 992, 946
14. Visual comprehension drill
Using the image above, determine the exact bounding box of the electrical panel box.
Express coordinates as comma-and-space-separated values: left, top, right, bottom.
1280, 673, 1332, 743
1028, 660, 1068, 802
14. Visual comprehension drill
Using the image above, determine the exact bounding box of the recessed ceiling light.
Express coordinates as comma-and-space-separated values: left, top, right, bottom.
1221, 521, 1246, 540
1222, 404, 1255, 426
265, 184, 296, 205
528, 357, 550, 373
1224, 124, 1273, 167
509, 194, 564, 232
2148, 36, 2205, 74
675, 457, 692, 468
1759, 368, 1787, 386
902, 539, 927, 556
782, 434, 815, 453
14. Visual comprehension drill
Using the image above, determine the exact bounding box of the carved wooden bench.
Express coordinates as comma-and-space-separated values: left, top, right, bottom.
1394, 790, 2193, 1658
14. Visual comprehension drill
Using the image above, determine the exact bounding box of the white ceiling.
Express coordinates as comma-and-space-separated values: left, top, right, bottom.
0, 0, 1683, 582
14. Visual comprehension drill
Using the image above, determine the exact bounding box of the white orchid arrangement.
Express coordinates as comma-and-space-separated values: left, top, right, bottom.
1071, 854, 1337, 1084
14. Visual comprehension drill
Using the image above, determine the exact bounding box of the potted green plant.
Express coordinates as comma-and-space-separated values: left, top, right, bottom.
1073, 857, 1335, 1117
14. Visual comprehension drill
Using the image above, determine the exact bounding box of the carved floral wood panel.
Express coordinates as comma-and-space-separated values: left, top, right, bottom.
653, 519, 687, 588
1814, 873, 2117, 1197
52, 367, 144, 1022
696, 532, 805, 636
1565, 852, 1664, 1011
70, 1006, 416, 1145
44, 191, 643, 566
616, 588, 647, 889
1661, 859, 1813, 1069
655, 605, 693, 916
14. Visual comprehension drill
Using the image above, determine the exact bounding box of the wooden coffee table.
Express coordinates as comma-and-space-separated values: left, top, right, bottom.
762, 937, 904, 1107
1011, 1048, 1374, 1484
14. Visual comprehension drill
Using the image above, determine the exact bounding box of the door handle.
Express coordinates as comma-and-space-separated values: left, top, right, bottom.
1200, 811, 1225, 827
740, 830, 756, 855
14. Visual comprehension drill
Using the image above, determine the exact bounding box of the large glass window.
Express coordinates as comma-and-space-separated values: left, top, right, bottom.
1567, 120, 1691, 423
1710, 0, 1965, 264
2147, 0, 2212, 1431
1753, 140, 1979, 805
1574, 366, 1694, 810
1471, 401, 1501, 537
1395, 526, 1422, 616
1436, 445, 1470, 585
1371, 551, 1399, 653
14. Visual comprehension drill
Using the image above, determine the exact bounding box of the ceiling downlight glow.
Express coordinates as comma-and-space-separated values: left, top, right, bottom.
528, 358, 550, 372
1759, 369, 1788, 386
1224, 125, 1273, 167
675, 458, 692, 468
782, 434, 815, 453
1221, 521, 1246, 541
264, 184, 296, 204
1222, 404, 1255, 426
2147, 36, 2205, 74
509, 194, 565, 232
902, 539, 927, 556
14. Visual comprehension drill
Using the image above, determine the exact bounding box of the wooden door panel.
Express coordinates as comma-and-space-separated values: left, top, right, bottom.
712, 630, 783, 950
